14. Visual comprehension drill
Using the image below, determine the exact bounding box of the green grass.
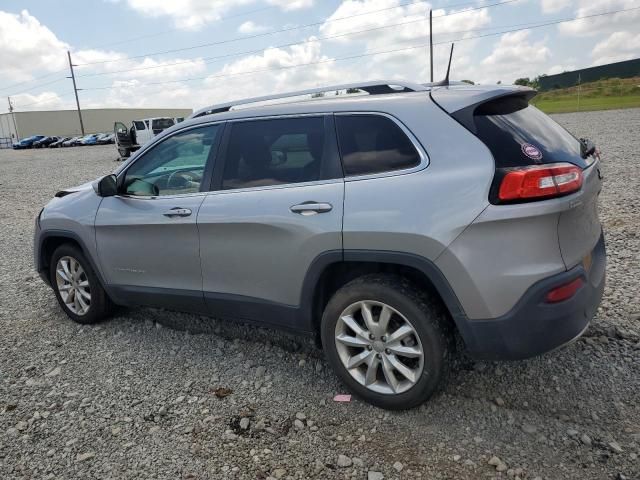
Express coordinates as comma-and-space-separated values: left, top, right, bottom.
531, 77, 640, 114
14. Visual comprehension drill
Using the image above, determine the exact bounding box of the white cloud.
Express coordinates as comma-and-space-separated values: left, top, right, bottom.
11, 92, 67, 111
199, 41, 348, 105
481, 31, 551, 83
591, 30, 640, 65
540, 0, 572, 14
319, 0, 491, 50
558, 0, 640, 37
117, 0, 312, 30
267, 0, 314, 10
238, 20, 268, 34
0, 10, 69, 83
547, 64, 576, 74
316, 0, 492, 84
120, 0, 254, 29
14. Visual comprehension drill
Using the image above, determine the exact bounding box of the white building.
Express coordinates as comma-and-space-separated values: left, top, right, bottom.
0, 107, 192, 141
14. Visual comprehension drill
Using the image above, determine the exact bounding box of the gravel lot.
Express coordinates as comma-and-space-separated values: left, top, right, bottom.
1, 109, 638, 480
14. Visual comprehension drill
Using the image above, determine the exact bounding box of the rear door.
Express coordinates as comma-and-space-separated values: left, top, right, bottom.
197, 115, 344, 328
96, 123, 223, 310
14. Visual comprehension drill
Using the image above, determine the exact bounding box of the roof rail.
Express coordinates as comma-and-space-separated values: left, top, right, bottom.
190, 80, 428, 118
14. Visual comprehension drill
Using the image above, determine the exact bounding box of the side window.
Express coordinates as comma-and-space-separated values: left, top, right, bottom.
335, 115, 421, 176
222, 116, 333, 190
123, 124, 219, 197
133, 121, 146, 130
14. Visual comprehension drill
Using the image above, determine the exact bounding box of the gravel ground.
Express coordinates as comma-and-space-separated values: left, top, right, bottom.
0, 109, 638, 480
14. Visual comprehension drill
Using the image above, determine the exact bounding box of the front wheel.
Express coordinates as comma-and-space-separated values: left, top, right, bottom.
50, 244, 113, 324
321, 274, 451, 410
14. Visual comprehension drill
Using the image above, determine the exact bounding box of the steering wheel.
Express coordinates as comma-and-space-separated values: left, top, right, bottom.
167, 170, 194, 189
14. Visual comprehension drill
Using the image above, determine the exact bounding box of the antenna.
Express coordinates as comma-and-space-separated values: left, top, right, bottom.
431, 43, 455, 87
429, 10, 433, 83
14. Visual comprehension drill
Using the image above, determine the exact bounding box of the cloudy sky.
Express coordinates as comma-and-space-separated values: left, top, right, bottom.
1, 0, 638, 113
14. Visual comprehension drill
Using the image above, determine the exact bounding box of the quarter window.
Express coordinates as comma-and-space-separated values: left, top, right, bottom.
123, 124, 219, 196
335, 115, 421, 176
222, 117, 335, 190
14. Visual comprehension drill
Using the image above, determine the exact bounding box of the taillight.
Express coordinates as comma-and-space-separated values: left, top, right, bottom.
498, 163, 583, 202
545, 277, 584, 303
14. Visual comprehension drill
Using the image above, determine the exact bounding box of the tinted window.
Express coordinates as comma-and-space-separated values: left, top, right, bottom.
473, 97, 587, 168
133, 121, 146, 130
123, 125, 219, 196
152, 118, 175, 129
335, 115, 421, 176
222, 117, 334, 190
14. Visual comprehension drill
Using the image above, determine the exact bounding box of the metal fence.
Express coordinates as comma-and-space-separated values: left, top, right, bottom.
539, 58, 640, 91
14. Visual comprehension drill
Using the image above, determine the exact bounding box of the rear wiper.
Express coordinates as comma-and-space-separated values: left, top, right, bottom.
579, 138, 599, 159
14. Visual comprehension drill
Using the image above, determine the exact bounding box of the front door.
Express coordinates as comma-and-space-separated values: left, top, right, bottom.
114, 121, 131, 148
197, 115, 344, 330
96, 123, 223, 311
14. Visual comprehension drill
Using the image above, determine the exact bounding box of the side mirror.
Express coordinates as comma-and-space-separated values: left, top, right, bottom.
96, 174, 118, 197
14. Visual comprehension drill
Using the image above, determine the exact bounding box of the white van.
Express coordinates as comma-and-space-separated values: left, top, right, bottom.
114, 117, 176, 157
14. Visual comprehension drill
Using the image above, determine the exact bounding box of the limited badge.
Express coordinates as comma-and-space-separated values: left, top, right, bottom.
521, 143, 543, 161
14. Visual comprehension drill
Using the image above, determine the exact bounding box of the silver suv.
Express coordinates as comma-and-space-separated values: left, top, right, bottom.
34, 80, 605, 409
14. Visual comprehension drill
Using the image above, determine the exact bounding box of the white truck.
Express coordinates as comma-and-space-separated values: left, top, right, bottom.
114, 117, 183, 158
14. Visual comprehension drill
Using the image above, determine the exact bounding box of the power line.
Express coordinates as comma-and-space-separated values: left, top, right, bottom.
11, 92, 76, 110
89, 5, 282, 50
74, 0, 519, 67
78, 14, 553, 80
5, 77, 68, 97
78, 12, 591, 80
80, 5, 640, 93
0, 69, 68, 94
0, 0, 515, 97
77, 16, 433, 78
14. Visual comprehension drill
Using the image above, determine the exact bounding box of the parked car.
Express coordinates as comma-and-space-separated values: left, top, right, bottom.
33, 136, 60, 148
114, 117, 176, 157
62, 136, 83, 147
13, 135, 45, 149
77, 134, 99, 146
34, 80, 605, 410
50, 137, 71, 148
96, 133, 115, 145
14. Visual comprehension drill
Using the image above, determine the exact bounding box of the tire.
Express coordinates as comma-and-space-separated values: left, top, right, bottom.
321, 274, 451, 410
49, 244, 113, 324
118, 147, 130, 158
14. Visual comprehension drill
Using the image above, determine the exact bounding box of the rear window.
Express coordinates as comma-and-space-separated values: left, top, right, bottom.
152, 118, 175, 129
335, 115, 421, 176
472, 96, 588, 169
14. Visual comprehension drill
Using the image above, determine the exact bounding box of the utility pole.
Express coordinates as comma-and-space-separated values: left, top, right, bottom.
67, 50, 85, 135
429, 9, 434, 83
577, 73, 581, 112
7, 96, 19, 139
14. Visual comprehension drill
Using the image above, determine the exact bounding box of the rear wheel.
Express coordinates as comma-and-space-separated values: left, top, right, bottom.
50, 244, 113, 324
321, 274, 451, 410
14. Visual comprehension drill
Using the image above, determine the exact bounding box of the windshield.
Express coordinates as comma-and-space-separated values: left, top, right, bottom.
152, 118, 175, 129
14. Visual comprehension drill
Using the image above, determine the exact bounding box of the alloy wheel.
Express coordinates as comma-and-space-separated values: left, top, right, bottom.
55, 256, 91, 316
334, 300, 424, 395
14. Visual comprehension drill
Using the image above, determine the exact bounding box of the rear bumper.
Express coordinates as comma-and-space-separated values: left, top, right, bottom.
458, 231, 606, 360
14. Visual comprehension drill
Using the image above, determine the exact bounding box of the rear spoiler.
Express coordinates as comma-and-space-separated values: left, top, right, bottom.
430, 86, 536, 134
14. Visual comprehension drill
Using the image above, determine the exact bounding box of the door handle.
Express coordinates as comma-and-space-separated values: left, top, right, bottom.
163, 207, 192, 217
290, 202, 333, 215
